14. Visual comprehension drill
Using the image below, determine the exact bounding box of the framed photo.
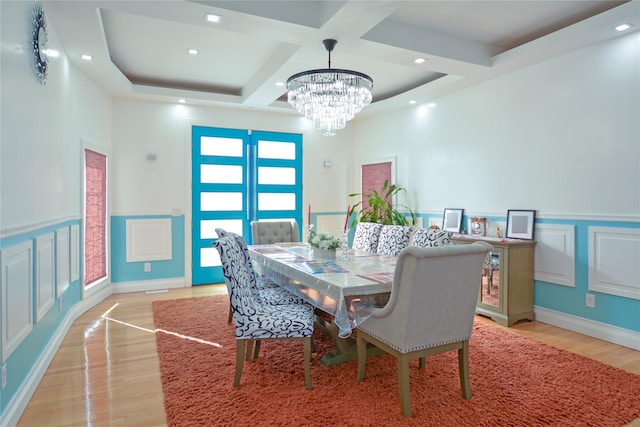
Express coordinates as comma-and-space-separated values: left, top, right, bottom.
506, 210, 536, 240
442, 208, 464, 233
470, 217, 487, 236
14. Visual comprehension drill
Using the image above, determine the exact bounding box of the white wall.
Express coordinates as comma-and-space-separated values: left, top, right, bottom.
0, 1, 111, 231
353, 32, 640, 219
110, 99, 356, 216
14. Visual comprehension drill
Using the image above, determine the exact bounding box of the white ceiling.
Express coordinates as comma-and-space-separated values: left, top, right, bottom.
45, 0, 639, 117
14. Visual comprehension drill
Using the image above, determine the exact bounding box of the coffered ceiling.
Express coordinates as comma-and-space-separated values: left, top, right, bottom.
45, 0, 638, 116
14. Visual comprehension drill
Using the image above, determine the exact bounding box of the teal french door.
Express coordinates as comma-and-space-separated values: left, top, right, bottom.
191, 126, 303, 285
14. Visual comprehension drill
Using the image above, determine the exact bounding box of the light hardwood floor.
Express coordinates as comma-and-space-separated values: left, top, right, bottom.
16, 284, 640, 427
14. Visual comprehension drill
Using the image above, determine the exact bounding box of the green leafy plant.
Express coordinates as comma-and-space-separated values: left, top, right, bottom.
348, 179, 415, 227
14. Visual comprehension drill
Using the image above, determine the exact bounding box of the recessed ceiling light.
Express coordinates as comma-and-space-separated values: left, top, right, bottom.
275, 82, 285, 87
188, 49, 198, 55
81, 54, 93, 61
205, 13, 222, 23
178, 99, 186, 104
409, 100, 417, 105
414, 58, 426, 64
615, 23, 632, 32
428, 102, 436, 108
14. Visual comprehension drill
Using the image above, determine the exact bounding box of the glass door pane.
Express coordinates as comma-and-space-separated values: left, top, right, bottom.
191, 127, 303, 286
192, 127, 249, 285
252, 130, 302, 228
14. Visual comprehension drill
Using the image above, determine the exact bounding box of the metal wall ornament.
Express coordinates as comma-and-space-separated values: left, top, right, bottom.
32, 2, 49, 85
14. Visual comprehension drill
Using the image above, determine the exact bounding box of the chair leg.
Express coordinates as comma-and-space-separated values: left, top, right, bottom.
303, 337, 312, 390
398, 355, 412, 417
227, 305, 233, 323
245, 340, 254, 361
234, 340, 246, 387
418, 357, 426, 369
253, 341, 261, 359
356, 333, 367, 382
458, 340, 472, 400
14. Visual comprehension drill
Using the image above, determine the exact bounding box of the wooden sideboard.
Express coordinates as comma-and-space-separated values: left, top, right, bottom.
451, 235, 535, 327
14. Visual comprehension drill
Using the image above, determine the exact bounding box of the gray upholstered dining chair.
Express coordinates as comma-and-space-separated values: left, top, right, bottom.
250, 219, 300, 244
212, 236, 314, 390
356, 242, 492, 417
351, 222, 383, 252
376, 225, 414, 256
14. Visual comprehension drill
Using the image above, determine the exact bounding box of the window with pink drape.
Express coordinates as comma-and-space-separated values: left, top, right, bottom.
84, 149, 107, 287
361, 162, 392, 212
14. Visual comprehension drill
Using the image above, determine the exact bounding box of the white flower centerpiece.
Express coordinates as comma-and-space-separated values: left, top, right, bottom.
308, 230, 341, 259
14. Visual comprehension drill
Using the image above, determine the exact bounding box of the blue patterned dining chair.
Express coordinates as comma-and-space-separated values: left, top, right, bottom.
215, 228, 307, 326
356, 242, 492, 417
212, 236, 315, 390
376, 225, 414, 256
352, 222, 383, 252
410, 228, 452, 248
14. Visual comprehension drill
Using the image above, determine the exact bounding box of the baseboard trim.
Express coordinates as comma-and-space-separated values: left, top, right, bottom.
111, 277, 187, 294
1, 285, 113, 427
535, 306, 640, 351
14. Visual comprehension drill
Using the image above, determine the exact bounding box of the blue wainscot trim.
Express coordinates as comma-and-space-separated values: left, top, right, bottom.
110, 215, 185, 283
0, 219, 83, 421
534, 219, 640, 334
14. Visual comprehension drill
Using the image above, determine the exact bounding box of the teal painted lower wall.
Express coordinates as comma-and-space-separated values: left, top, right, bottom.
419, 213, 640, 333
110, 215, 185, 283
1, 213, 637, 421
0, 219, 83, 415
534, 218, 640, 332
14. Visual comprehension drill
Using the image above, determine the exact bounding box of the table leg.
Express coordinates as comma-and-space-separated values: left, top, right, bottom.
314, 312, 384, 366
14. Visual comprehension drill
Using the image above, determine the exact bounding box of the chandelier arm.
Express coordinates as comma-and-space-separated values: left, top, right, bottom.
286, 68, 373, 85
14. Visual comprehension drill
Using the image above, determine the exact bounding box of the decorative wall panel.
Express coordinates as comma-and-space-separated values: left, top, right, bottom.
70, 224, 80, 281
534, 224, 575, 287
1, 241, 33, 362
35, 234, 56, 321
317, 215, 343, 236
589, 227, 640, 300
57, 227, 70, 297
125, 218, 172, 262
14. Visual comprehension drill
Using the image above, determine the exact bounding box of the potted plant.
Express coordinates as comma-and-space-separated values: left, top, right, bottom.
348, 179, 415, 227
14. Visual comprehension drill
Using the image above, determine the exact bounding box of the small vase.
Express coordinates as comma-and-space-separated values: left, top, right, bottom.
313, 248, 336, 259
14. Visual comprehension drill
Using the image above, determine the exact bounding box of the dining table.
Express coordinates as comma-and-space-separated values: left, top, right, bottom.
248, 243, 397, 365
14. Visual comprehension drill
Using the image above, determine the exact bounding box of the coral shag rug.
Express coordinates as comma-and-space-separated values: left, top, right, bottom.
152, 296, 640, 427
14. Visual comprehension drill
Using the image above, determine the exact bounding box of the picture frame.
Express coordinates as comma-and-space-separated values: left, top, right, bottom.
470, 217, 487, 236
506, 210, 536, 240
442, 208, 464, 233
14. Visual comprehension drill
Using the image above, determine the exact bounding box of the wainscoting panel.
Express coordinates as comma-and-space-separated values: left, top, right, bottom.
1, 241, 34, 362
35, 234, 55, 322
125, 218, 172, 262
316, 215, 343, 235
57, 227, 70, 297
534, 224, 575, 287
70, 224, 80, 282
588, 226, 640, 300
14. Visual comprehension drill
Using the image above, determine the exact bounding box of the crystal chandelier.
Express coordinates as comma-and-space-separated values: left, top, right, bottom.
286, 39, 373, 136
